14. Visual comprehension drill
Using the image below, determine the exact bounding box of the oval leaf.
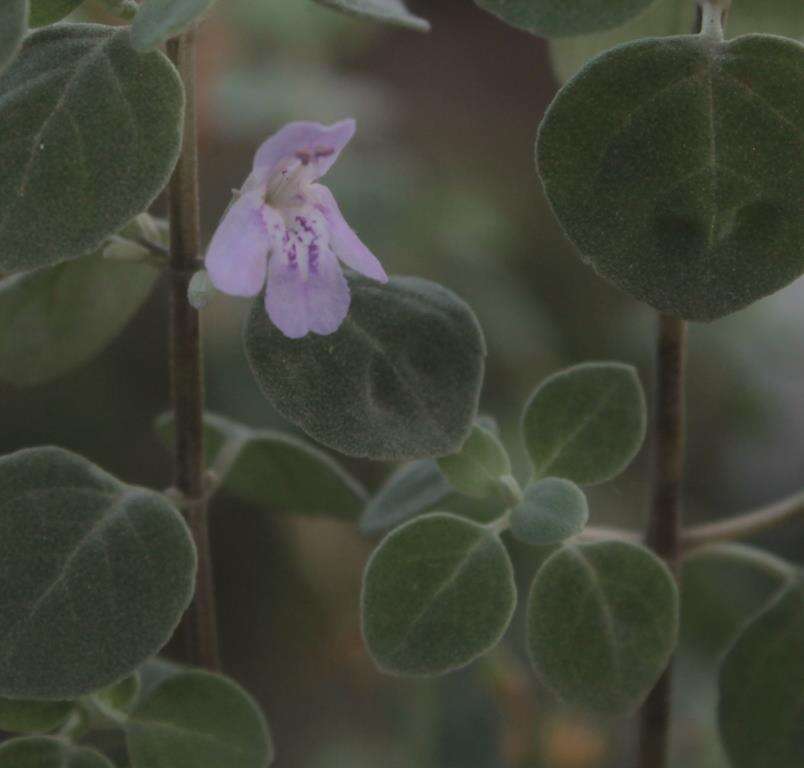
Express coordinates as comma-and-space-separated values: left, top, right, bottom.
510, 477, 589, 546
0, 217, 161, 388
437, 423, 511, 499
718, 580, 804, 768
522, 362, 646, 485
537, 33, 804, 320
131, 0, 218, 51
527, 541, 679, 714
0, 699, 73, 734
30, 0, 84, 26
0, 24, 183, 272
0, 737, 113, 768
312, 0, 430, 32
360, 459, 453, 536
126, 670, 274, 768
0, 447, 196, 699
550, 0, 804, 83
157, 412, 367, 520
245, 275, 486, 461
475, 0, 655, 38
362, 512, 516, 675
0, 0, 26, 74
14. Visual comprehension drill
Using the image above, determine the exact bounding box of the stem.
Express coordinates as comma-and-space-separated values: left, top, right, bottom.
682, 489, 804, 550
637, 314, 687, 768
167, 31, 221, 672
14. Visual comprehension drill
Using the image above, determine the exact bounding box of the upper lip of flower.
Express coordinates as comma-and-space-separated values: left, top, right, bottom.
203, 119, 389, 340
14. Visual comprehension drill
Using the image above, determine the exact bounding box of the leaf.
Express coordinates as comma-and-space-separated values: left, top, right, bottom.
680, 543, 791, 660
437, 423, 511, 499
29, 0, 84, 27
311, 0, 430, 32
718, 580, 804, 768
131, 0, 218, 51
475, 0, 655, 38
0, 446, 196, 699
0, 737, 113, 767
0, 24, 183, 272
550, 0, 804, 83
361, 512, 516, 675
0, 0, 26, 75
510, 477, 589, 546
97, 673, 141, 714
126, 670, 274, 768
360, 460, 453, 536
0, 698, 73, 734
245, 275, 486, 461
0, 216, 161, 388
156, 412, 367, 520
522, 363, 646, 485
537, 33, 804, 320
527, 541, 678, 714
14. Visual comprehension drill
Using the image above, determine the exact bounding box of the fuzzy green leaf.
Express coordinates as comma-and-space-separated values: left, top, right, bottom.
0, 216, 162, 388
245, 275, 485, 461
0, 737, 113, 767
362, 513, 516, 675
126, 671, 274, 768
0, 699, 73, 734
157, 412, 367, 520
522, 362, 646, 485
29, 0, 84, 27
527, 541, 678, 714
475, 0, 655, 38
0, 447, 196, 699
312, 0, 430, 32
437, 423, 511, 499
538, 33, 804, 320
0, 0, 26, 74
718, 580, 804, 768
510, 477, 588, 546
550, 0, 804, 82
131, 0, 218, 51
0, 24, 183, 272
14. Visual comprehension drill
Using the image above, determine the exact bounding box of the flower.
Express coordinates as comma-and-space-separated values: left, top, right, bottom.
205, 119, 388, 338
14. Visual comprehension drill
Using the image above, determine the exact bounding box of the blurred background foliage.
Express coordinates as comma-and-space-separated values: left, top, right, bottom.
2, 1, 802, 766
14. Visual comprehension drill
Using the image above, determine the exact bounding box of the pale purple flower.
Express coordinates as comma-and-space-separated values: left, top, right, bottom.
205, 119, 388, 338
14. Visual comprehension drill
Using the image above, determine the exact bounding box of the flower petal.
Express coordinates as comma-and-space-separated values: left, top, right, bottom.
205, 191, 276, 297
311, 184, 388, 283
265, 247, 351, 339
252, 119, 356, 183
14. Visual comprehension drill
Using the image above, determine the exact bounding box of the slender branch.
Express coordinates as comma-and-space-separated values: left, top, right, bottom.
637, 313, 687, 768
167, 31, 221, 672
682, 490, 804, 550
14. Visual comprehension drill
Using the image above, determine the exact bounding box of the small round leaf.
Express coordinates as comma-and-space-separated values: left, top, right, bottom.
475, 0, 655, 38
0, 447, 196, 699
537, 34, 804, 320
522, 362, 646, 485
157, 412, 367, 520
245, 275, 486, 461
0, 737, 113, 768
0, 0, 26, 74
0, 699, 73, 734
126, 670, 274, 768
0, 24, 183, 272
0, 217, 161, 388
718, 580, 804, 768
510, 477, 589, 546
362, 513, 516, 676
312, 0, 430, 32
527, 541, 679, 714
131, 0, 218, 52
438, 423, 511, 499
